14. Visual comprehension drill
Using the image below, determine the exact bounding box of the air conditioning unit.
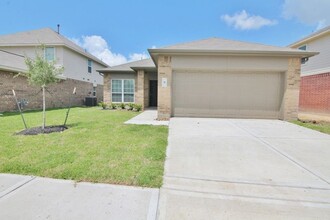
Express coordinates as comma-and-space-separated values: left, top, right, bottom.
85, 97, 97, 106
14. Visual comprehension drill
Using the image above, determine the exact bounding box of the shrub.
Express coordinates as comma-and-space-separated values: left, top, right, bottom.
133, 104, 142, 112
98, 101, 107, 109
109, 103, 117, 109
119, 103, 125, 109
99, 102, 143, 112
125, 103, 134, 110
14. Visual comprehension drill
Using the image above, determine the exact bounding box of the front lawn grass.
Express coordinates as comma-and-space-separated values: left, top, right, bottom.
292, 120, 330, 135
0, 107, 168, 187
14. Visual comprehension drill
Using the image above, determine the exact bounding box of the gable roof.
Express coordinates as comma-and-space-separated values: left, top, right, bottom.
99, 37, 319, 73
0, 28, 108, 67
288, 26, 330, 47
148, 37, 318, 63
0, 49, 27, 73
97, 58, 155, 73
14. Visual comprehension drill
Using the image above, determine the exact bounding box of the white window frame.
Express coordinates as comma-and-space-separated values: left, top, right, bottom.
44, 47, 56, 62
111, 79, 135, 103
92, 86, 96, 96
88, 59, 92, 73
298, 45, 308, 65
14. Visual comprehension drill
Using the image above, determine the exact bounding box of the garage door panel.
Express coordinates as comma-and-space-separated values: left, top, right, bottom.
172, 71, 283, 119
173, 108, 280, 119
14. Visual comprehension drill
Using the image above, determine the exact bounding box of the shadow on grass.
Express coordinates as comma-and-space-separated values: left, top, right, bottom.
66, 122, 81, 128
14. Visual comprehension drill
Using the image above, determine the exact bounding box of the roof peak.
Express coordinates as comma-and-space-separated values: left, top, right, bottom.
289, 25, 330, 47
0, 27, 108, 67
155, 37, 300, 51
159, 37, 293, 51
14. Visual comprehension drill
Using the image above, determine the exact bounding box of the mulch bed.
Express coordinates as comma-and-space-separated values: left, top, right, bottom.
16, 125, 68, 135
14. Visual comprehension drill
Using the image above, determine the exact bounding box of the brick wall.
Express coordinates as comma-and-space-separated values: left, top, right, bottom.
299, 72, 330, 113
280, 58, 301, 120
0, 71, 103, 112
157, 55, 172, 120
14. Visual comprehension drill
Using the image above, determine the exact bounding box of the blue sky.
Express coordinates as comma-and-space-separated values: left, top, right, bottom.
0, 0, 329, 66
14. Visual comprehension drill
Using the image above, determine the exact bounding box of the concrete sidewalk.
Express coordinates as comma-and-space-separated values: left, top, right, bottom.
158, 118, 330, 219
0, 174, 159, 220
125, 109, 169, 126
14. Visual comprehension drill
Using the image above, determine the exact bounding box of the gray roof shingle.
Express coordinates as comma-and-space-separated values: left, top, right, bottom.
99, 37, 320, 73
97, 58, 155, 72
149, 37, 318, 56
288, 25, 330, 47
0, 28, 108, 67
0, 50, 27, 72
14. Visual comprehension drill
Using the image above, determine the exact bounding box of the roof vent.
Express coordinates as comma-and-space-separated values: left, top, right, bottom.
57, 24, 60, 34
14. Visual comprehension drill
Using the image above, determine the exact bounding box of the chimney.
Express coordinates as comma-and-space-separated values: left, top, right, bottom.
57, 24, 60, 34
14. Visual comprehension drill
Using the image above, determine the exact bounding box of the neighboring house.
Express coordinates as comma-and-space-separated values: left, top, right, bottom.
98, 37, 316, 121
289, 26, 330, 115
0, 28, 108, 112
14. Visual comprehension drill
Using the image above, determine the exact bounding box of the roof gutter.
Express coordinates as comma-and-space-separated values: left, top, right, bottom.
148, 49, 319, 65
96, 69, 135, 73
0, 43, 109, 67
148, 48, 318, 57
0, 65, 27, 73
130, 66, 156, 71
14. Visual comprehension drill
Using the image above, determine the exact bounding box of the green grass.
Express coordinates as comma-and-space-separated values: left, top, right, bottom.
292, 120, 330, 135
0, 107, 168, 188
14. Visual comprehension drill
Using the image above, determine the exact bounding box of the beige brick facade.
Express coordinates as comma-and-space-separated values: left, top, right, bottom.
144, 73, 150, 108
0, 70, 103, 112
157, 56, 172, 120
280, 58, 301, 120
136, 70, 145, 108
103, 73, 111, 103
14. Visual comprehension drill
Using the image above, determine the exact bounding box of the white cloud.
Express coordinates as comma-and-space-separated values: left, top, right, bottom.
282, 0, 330, 30
70, 35, 149, 66
221, 10, 277, 30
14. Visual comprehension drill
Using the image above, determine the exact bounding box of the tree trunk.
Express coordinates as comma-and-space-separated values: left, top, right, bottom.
42, 85, 46, 130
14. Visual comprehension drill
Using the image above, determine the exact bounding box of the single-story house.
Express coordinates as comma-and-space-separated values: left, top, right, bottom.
98, 38, 317, 120
289, 26, 330, 115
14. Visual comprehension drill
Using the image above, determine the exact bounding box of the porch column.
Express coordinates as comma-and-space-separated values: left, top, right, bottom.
157, 55, 172, 120
136, 69, 145, 109
280, 57, 301, 120
103, 73, 111, 103
144, 73, 149, 108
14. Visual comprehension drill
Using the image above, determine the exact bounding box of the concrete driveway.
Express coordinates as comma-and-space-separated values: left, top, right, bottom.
158, 118, 330, 219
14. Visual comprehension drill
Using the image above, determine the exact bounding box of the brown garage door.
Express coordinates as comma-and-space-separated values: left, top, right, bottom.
172, 71, 284, 119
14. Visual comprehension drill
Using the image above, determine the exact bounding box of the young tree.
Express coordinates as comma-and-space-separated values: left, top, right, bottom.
25, 47, 64, 129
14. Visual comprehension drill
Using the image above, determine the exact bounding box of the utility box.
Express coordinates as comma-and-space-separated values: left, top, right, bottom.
85, 97, 97, 106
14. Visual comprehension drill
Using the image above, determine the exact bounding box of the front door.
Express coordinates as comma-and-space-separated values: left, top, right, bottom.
149, 80, 158, 107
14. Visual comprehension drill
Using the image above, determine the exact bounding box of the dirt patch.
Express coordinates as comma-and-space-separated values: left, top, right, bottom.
16, 125, 68, 135
298, 113, 330, 123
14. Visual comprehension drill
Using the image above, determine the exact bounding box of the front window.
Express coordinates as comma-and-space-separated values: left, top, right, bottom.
298, 45, 308, 64
44, 47, 55, 61
88, 59, 92, 73
111, 79, 135, 102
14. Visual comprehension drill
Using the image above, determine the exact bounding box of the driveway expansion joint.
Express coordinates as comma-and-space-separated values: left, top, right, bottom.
162, 186, 330, 205
164, 175, 330, 190
0, 175, 36, 199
